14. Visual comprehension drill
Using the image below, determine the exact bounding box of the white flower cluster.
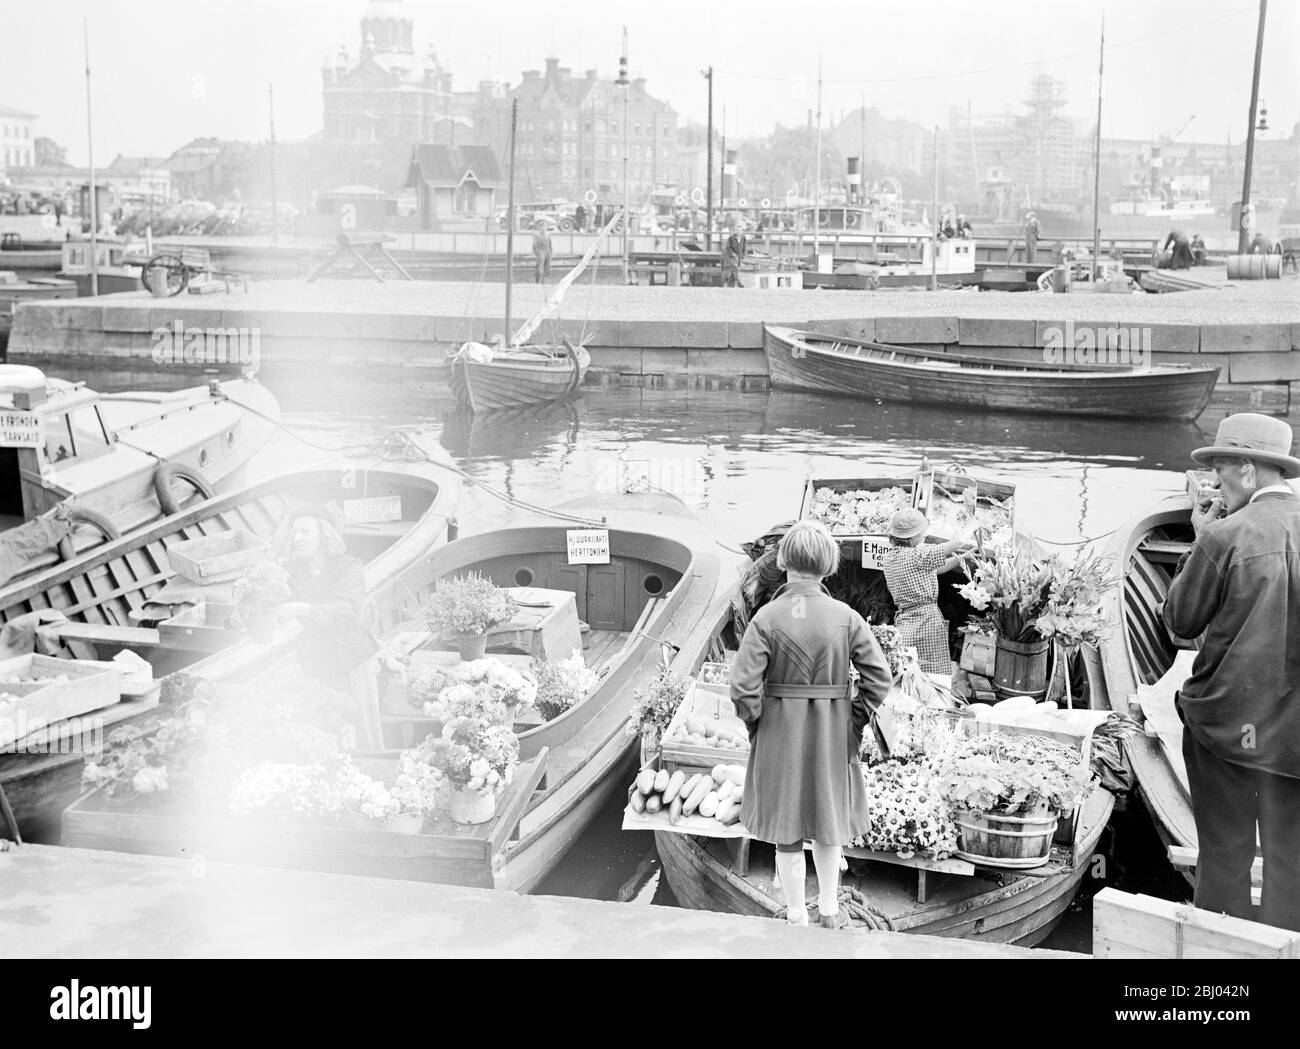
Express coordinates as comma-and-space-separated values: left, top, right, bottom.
418, 658, 537, 724
335, 761, 401, 821
808, 486, 912, 535
391, 748, 448, 815
228, 762, 344, 817
856, 760, 959, 861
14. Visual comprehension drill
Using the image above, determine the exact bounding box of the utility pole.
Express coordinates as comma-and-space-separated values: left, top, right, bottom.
505, 99, 518, 344
931, 126, 939, 292
1091, 19, 1104, 282
1238, 0, 1267, 253
269, 84, 279, 246
813, 55, 822, 261
619, 28, 630, 283
702, 66, 713, 250
84, 18, 98, 296
720, 105, 726, 218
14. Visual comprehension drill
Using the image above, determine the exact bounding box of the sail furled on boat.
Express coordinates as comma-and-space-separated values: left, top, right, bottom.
511, 212, 621, 349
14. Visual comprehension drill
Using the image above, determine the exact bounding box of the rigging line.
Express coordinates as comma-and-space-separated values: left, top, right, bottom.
217, 395, 605, 527
713, 5, 1254, 86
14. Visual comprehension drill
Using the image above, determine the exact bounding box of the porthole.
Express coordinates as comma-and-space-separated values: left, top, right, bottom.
642, 573, 664, 596
198, 448, 209, 467
513, 567, 535, 587
225, 429, 236, 449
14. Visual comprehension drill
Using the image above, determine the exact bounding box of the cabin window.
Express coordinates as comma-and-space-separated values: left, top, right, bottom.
642, 573, 665, 596
44, 408, 112, 465
513, 567, 535, 587
43, 414, 76, 464
454, 178, 481, 215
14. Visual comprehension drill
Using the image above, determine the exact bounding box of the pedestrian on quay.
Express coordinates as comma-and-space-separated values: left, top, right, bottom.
1023, 210, 1040, 263
721, 229, 743, 287
1161, 228, 1194, 270
1163, 413, 1300, 932
881, 509, 977, 676
1248, 231, 1275, 255
574, 203, 587, 233
730, 520, 894, 929
532, 221, 552, 283
1190, 233, 1207, 265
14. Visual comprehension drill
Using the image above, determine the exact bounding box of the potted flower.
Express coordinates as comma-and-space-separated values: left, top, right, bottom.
934, 731, 1094, 868
423, 573, 517, 661
434, 715, 520, 824
410, 658, 537, 728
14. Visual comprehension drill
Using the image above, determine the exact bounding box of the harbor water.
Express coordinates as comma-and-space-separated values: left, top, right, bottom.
72, 361, 1280, 952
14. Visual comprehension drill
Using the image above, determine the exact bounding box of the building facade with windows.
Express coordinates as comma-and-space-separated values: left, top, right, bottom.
0, 104, 37, 177
321, 0, 462, 144
473, 58, 678, 203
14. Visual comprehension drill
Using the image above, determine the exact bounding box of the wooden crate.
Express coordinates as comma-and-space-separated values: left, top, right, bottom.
916, 467, 1016, 542
799, 475, 917, 542
169, 530, 269, 584
1093, 888, 1300, 959
0, 654, 123, 749
659, 681, 750, 775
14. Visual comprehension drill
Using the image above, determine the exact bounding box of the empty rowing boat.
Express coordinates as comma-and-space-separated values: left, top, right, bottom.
762, 325, 1219, 420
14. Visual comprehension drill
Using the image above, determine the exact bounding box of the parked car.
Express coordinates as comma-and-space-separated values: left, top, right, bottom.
495, 200, 579, 232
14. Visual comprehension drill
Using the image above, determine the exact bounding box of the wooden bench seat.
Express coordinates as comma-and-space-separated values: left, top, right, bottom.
56, 622, 161, 649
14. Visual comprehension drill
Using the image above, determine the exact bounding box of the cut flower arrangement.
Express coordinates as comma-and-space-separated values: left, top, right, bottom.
436, 715, 520, 797
531, 649, 600, 722
807, 486, 912, 535
229, 560, 293, 630
626, 669, 689, 749
409, 658, 537, 724
423, 573, 517, 638
856, 760, 960, 861
956, 542, 1116, 647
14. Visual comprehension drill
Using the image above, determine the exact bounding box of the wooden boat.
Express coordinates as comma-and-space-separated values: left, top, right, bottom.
2, 449, 462, 841
57, 492, 738, 892
448, 341, 590, 414
0, 364, 281, 579
1084, 495, 1202, 890
447, 98, 609, 414
762, 325, 1220, 420
647, 553, 1115, 947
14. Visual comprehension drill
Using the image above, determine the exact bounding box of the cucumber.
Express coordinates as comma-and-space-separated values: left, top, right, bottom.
711, 764, 728, 787
653, 768, 670, 793
716, 780, 735, 803
629, 790, 646, 814
724, 765, 747, 786
717, 799, 742, 825
645, 793, 662, 814
679, 773, 702, 804
662, 769, 687, 805
636, 769, 656, 795
683, 775, 712, 816
699, 791, 720, 818
668, 797, 683, 824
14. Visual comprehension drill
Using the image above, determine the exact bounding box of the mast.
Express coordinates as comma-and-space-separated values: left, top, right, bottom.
1238, 0, 1267, 254
812, 55, 822, 259
84, 18, 98, 297
269, 84, 279, 246
1091, 18, 1104, 281
930, 127, 939, 292
505, 98, 518, 345
704, 67, 713, 250
859, 95, 865, 206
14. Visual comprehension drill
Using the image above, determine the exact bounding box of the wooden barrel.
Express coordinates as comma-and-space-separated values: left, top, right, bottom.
955, 806, 1059, 868
993, 637, 1050, 699
1226, 253, 1275, 280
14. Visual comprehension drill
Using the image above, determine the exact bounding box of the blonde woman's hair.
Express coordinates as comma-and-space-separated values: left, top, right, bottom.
776, 520, 840, 578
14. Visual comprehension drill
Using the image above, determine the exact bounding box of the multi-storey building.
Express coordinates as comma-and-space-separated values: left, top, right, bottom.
321, 0, 461, 144
472, 58, 678, 202
0, 104, 37, 176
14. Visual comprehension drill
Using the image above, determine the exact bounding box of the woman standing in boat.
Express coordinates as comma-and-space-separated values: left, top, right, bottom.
881, 509, 976, 676
730, 520, 893, 929
275, 505, 381, 746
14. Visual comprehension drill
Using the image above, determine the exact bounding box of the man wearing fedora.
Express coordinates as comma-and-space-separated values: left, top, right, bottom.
1163, 413, 1300, 931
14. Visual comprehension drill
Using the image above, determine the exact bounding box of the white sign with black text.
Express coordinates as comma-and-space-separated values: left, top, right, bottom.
0, 410, 43, 448
861, 536, 891, 570
343, 495, 403, 525
567, 529, 611, 565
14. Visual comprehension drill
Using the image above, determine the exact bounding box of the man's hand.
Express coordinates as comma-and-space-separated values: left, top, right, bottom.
1190, 496, 1225, 537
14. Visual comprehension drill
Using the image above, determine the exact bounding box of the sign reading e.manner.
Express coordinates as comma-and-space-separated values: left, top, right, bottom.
861, 536, 891, 570
566, 529, 611, 565
0, 410, 43, 448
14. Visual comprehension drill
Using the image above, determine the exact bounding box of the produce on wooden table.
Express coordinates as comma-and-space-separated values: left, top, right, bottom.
662, 769, 687, 804
667, 716, 750, 753
628, 762, 748, 827
808, 486, 912, 536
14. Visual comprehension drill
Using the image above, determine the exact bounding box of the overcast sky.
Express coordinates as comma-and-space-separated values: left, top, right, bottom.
1, 0, 1295, 164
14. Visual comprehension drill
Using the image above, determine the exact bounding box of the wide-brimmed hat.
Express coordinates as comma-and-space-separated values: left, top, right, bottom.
889, 508, 929, 540
1191, 413, 1300, 479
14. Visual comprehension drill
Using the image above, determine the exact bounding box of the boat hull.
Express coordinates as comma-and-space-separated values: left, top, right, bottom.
762, 326, 1219, 420
450, 345, 590, 413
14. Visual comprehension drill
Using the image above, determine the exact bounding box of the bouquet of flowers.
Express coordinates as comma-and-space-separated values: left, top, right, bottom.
437, 715, 519, 796
626, 670, 689, 748
531, 649, 599, 722
412, 658, 537, 724
808, 485, 912, 535
935, 732, 1093, 817
423, 573, 517, 639
229, 560, 293, 630
855, 760, 959, 860
82, 690, 213, 799
870, 623, 909, 680
334, 759, 402, 821
957, 542, 1116, 647
227, 760, 347, 818
390, 739, 449, 817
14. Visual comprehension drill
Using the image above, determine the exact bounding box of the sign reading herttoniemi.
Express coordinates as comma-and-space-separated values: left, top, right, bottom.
566, 529, 611, 565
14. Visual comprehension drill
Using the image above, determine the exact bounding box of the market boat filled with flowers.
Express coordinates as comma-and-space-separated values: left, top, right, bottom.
626, 507, 1124, 945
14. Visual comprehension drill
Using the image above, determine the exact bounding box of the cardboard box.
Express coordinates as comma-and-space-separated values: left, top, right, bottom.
959, 632, 997, 677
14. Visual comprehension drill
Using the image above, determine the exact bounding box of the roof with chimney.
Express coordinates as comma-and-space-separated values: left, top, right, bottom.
406, 144, 504, 189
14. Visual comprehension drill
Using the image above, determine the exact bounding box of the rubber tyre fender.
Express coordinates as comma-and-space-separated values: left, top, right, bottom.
56, 506, 121, 562
154, 461, 215, 516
